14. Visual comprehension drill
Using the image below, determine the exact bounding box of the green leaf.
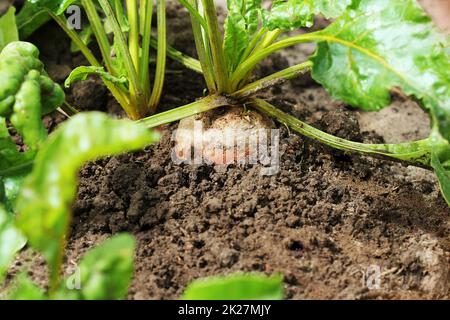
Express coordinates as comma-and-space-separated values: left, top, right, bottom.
263, 0, 351, 30
28, 0, 78, 15
2, 175, 30, 213
182, 273, 284, 300
0, 117, 35, 175
224, 0, 262, 72
0, 42, 65, 150
311, 0, 450, 141
0, 7, 19, 52
16, 1, 51, 39
15, 112, 160, 284
65, 66, 128, 89
57, 234, 135, 300
0, 206, 26, 282
8, 273, 47, 300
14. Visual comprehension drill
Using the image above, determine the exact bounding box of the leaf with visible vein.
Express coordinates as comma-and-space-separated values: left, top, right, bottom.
311, 0, 450, 141
65, 66, 128, 89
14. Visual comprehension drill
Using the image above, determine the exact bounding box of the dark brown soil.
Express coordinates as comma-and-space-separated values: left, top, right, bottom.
5, 1, 450, 300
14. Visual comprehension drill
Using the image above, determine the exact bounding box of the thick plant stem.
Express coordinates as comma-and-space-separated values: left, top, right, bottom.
81, 0, 114, 74
241, 28, 267, 62
148, 0, 167, 114
139, 95, 231, 129
233, 61, 313, 99
179, 0, 209, 30
252, 29, 283, 54
201, 0, 230, 93
187, 0, 216, 92
98, 0, 144, 119
251, 98, 432, 167
231, 32, 321, 88
126, 0, 140, 72
140, 0, 153, 100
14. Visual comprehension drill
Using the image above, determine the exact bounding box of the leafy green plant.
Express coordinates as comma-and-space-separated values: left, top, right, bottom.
137, 0, 450, 205
0, 41, 65, 213
182, 273, 283, 300
0, 20, 158, 297
13, 111, 159, 294
1, 111, 159, 299
28, 0, 167, 120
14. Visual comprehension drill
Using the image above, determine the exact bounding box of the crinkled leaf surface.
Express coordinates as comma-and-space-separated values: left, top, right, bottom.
224, 0, 262, 71
263, 0, 351, 30
0, 42, 63, 212
311, 0, 450, 141
0, 7, 19, 52
15, 112, 159, 278
0, 206, 26, 281
182, 273, 283, 300
0, 42, 65, 150
65, 66, 128, 89
57, 234, 135, 300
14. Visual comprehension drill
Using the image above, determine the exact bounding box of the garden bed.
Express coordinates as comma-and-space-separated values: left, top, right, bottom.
6, 1, 450, 299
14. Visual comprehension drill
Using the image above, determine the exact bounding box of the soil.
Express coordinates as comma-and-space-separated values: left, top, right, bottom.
5, 1, 450, 300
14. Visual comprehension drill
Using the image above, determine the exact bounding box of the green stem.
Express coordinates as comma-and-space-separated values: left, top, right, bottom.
231, 29, 283, 90
139, 95, 230, 128
241, 28, 267, 62
98, 0, 144, 118
188, 0, 217, 92
140, 0, 154, 100
251, 98, 432, 167
255, 29, 283, 51
179, 0, 209, 31
148, 0, 167, 114
126, 0, 140, 72
233, 61, 312, 99
150, 38, 202, 73
58, 101, 79, 117
81, 0, 114, 74
201, 0, 230, 93
231, 32, 320, 89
